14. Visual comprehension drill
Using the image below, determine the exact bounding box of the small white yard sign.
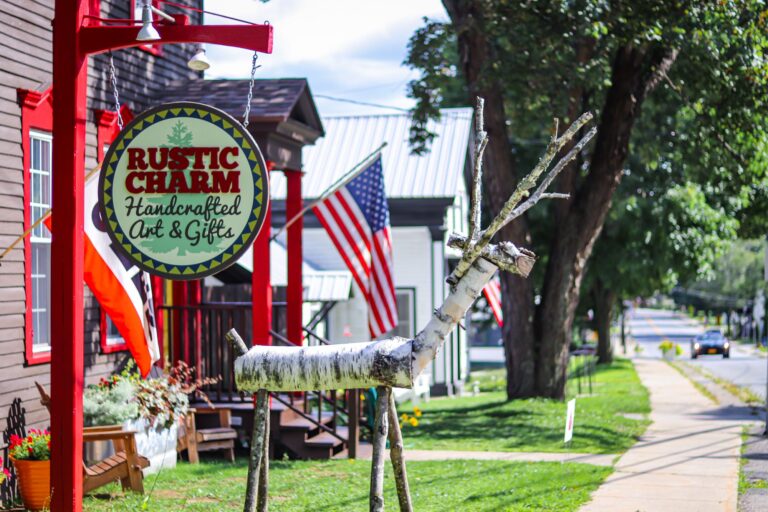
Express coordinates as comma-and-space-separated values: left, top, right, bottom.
564, 399, 576, 443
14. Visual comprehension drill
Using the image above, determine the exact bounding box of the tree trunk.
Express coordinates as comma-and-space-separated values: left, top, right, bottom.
442, 0, 537, 399
532, 44, 677, 398
593, 280, 616, 364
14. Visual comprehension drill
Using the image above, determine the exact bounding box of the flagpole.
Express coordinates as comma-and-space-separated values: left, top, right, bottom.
0, 162, 102, 264
270, 142, 387, 242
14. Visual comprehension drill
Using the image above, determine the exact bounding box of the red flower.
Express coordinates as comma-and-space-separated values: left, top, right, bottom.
9, 435, 21, 447
27, 446, 33, 454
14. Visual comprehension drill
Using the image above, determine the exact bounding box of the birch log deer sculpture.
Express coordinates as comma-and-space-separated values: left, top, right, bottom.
226, 98, 596, 512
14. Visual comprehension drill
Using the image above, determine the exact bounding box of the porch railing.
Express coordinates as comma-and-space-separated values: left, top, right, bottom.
157, 303, 361, 457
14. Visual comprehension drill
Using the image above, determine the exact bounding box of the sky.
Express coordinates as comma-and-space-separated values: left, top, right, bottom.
203, 0, 447, 117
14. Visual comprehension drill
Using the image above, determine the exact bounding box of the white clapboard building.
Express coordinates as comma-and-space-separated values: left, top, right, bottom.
271, 108, 474, 396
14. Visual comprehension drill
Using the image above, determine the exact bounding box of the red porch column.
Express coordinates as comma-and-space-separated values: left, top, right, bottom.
188, 280, 202, 376
172, 281, 188, 364
50, 1, 88, 509
252, 203, 272, 347
286, 169, 303, 345
151, 275, 165, 368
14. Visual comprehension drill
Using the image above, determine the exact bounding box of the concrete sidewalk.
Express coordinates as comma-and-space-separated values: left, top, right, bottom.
581, 358, 756, 512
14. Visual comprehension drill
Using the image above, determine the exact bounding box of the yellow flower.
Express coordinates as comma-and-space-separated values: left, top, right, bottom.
401, 413, 409, 422
360, 393, 365, 401
413, 407, 422, 418
409, 417, 419, 427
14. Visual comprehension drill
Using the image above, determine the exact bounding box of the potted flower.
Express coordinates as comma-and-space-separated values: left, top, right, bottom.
659, 340, 682, 361
127, 361, 218, 474
8, 429, 51, 511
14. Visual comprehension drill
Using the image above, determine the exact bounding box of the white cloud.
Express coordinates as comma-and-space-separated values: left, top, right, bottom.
203, 0, 446, 115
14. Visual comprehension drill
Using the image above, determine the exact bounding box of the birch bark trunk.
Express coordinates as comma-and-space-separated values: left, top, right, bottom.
369, 386, 389, 512
387, 392, 413, 512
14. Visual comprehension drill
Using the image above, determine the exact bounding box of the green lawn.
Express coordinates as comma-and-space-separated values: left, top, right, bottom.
398, 359, 649, 454
83, 458, 610, 511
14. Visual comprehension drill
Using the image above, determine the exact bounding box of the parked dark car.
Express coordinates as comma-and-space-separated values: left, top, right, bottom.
691, 330, 730, 359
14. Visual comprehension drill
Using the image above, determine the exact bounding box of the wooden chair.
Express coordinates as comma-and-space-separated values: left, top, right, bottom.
177, 407, 237, 463
35, 382, 149, 494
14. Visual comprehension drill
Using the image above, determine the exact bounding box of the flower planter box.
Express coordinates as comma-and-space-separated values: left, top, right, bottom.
10, 457, 51, 511
123, 418, 178, 475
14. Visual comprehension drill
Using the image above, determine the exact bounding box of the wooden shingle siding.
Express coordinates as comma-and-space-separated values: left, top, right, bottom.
0, 0, 202, 436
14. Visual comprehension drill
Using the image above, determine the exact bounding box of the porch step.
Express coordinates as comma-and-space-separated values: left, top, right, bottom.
281, 412, 334, 431
305, 426, 348, 448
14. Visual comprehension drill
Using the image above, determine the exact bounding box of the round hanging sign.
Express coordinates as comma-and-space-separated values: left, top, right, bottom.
99, 102, 269, 280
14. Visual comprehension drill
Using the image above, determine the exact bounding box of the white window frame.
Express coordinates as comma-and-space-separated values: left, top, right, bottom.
29, 130, 52, 354
393, 288, 416, 339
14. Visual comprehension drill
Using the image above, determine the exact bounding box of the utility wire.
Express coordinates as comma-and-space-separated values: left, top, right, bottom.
314, 95, 410, 113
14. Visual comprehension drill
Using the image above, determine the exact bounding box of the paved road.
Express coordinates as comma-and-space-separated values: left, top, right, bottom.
630, 308, 767, 400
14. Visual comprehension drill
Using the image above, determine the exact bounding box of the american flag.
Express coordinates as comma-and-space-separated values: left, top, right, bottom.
483, 276, 503, 327
312, 155, 398, 337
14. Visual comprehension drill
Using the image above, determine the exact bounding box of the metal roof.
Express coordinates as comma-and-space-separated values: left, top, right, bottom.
270, 108, 473, 200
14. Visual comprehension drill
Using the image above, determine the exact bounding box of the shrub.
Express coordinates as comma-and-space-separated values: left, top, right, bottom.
83, 379, 138, 427
134, 361, 219, 430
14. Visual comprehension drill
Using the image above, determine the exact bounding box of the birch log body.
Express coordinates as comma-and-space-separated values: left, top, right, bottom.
234, 257, 498, 393
235, 337, 413, 392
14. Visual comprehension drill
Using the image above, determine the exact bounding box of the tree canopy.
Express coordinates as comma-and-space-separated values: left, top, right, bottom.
406, 0, 768, 397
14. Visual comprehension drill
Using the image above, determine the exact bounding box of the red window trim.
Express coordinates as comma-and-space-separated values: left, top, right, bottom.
130, 0, 164, 56
95, 105, 134, 354
18, 87, 54, 365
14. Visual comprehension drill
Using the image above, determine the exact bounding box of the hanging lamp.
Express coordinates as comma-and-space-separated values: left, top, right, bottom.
136, 0, 160, 42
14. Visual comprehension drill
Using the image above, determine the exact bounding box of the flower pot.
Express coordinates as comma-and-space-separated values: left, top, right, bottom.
10, 457, 51, 511
123, 418, 178, 475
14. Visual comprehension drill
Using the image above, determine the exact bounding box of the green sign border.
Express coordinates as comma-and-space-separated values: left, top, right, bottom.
99, 101, 269, 280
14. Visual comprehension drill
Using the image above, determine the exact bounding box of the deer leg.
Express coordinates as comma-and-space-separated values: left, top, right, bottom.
387, 391, 413, 512
257, 398, 270, 512
244, 389, 269, 512
370, 386, 390, 512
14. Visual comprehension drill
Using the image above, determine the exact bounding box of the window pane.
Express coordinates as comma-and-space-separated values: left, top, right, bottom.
105, 314, 124, 346
31, 243, 51, 348
40, 139, 50, 171
31, 139, 39, 170
394, 290, 414, 338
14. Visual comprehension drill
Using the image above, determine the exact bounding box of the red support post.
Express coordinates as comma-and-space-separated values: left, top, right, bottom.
286, 169, 303, 346
50, 1, 88, 509
252, 204, 272, 347
151, 275, 165, 368
188, 280, 203, 377
172, 281, 189, 364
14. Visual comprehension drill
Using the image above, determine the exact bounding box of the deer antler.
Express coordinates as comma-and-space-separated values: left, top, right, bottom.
447, 106, 596, 286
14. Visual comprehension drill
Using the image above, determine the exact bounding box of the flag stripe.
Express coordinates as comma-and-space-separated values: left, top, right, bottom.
313, 201, 387, 335
483, 277, 503, 327
313, 156, 397, 338
372, 233, 397, 326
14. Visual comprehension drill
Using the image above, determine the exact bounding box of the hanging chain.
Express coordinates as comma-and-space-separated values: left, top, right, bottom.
108, 51, 124, 130
242, 52, 261, 128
